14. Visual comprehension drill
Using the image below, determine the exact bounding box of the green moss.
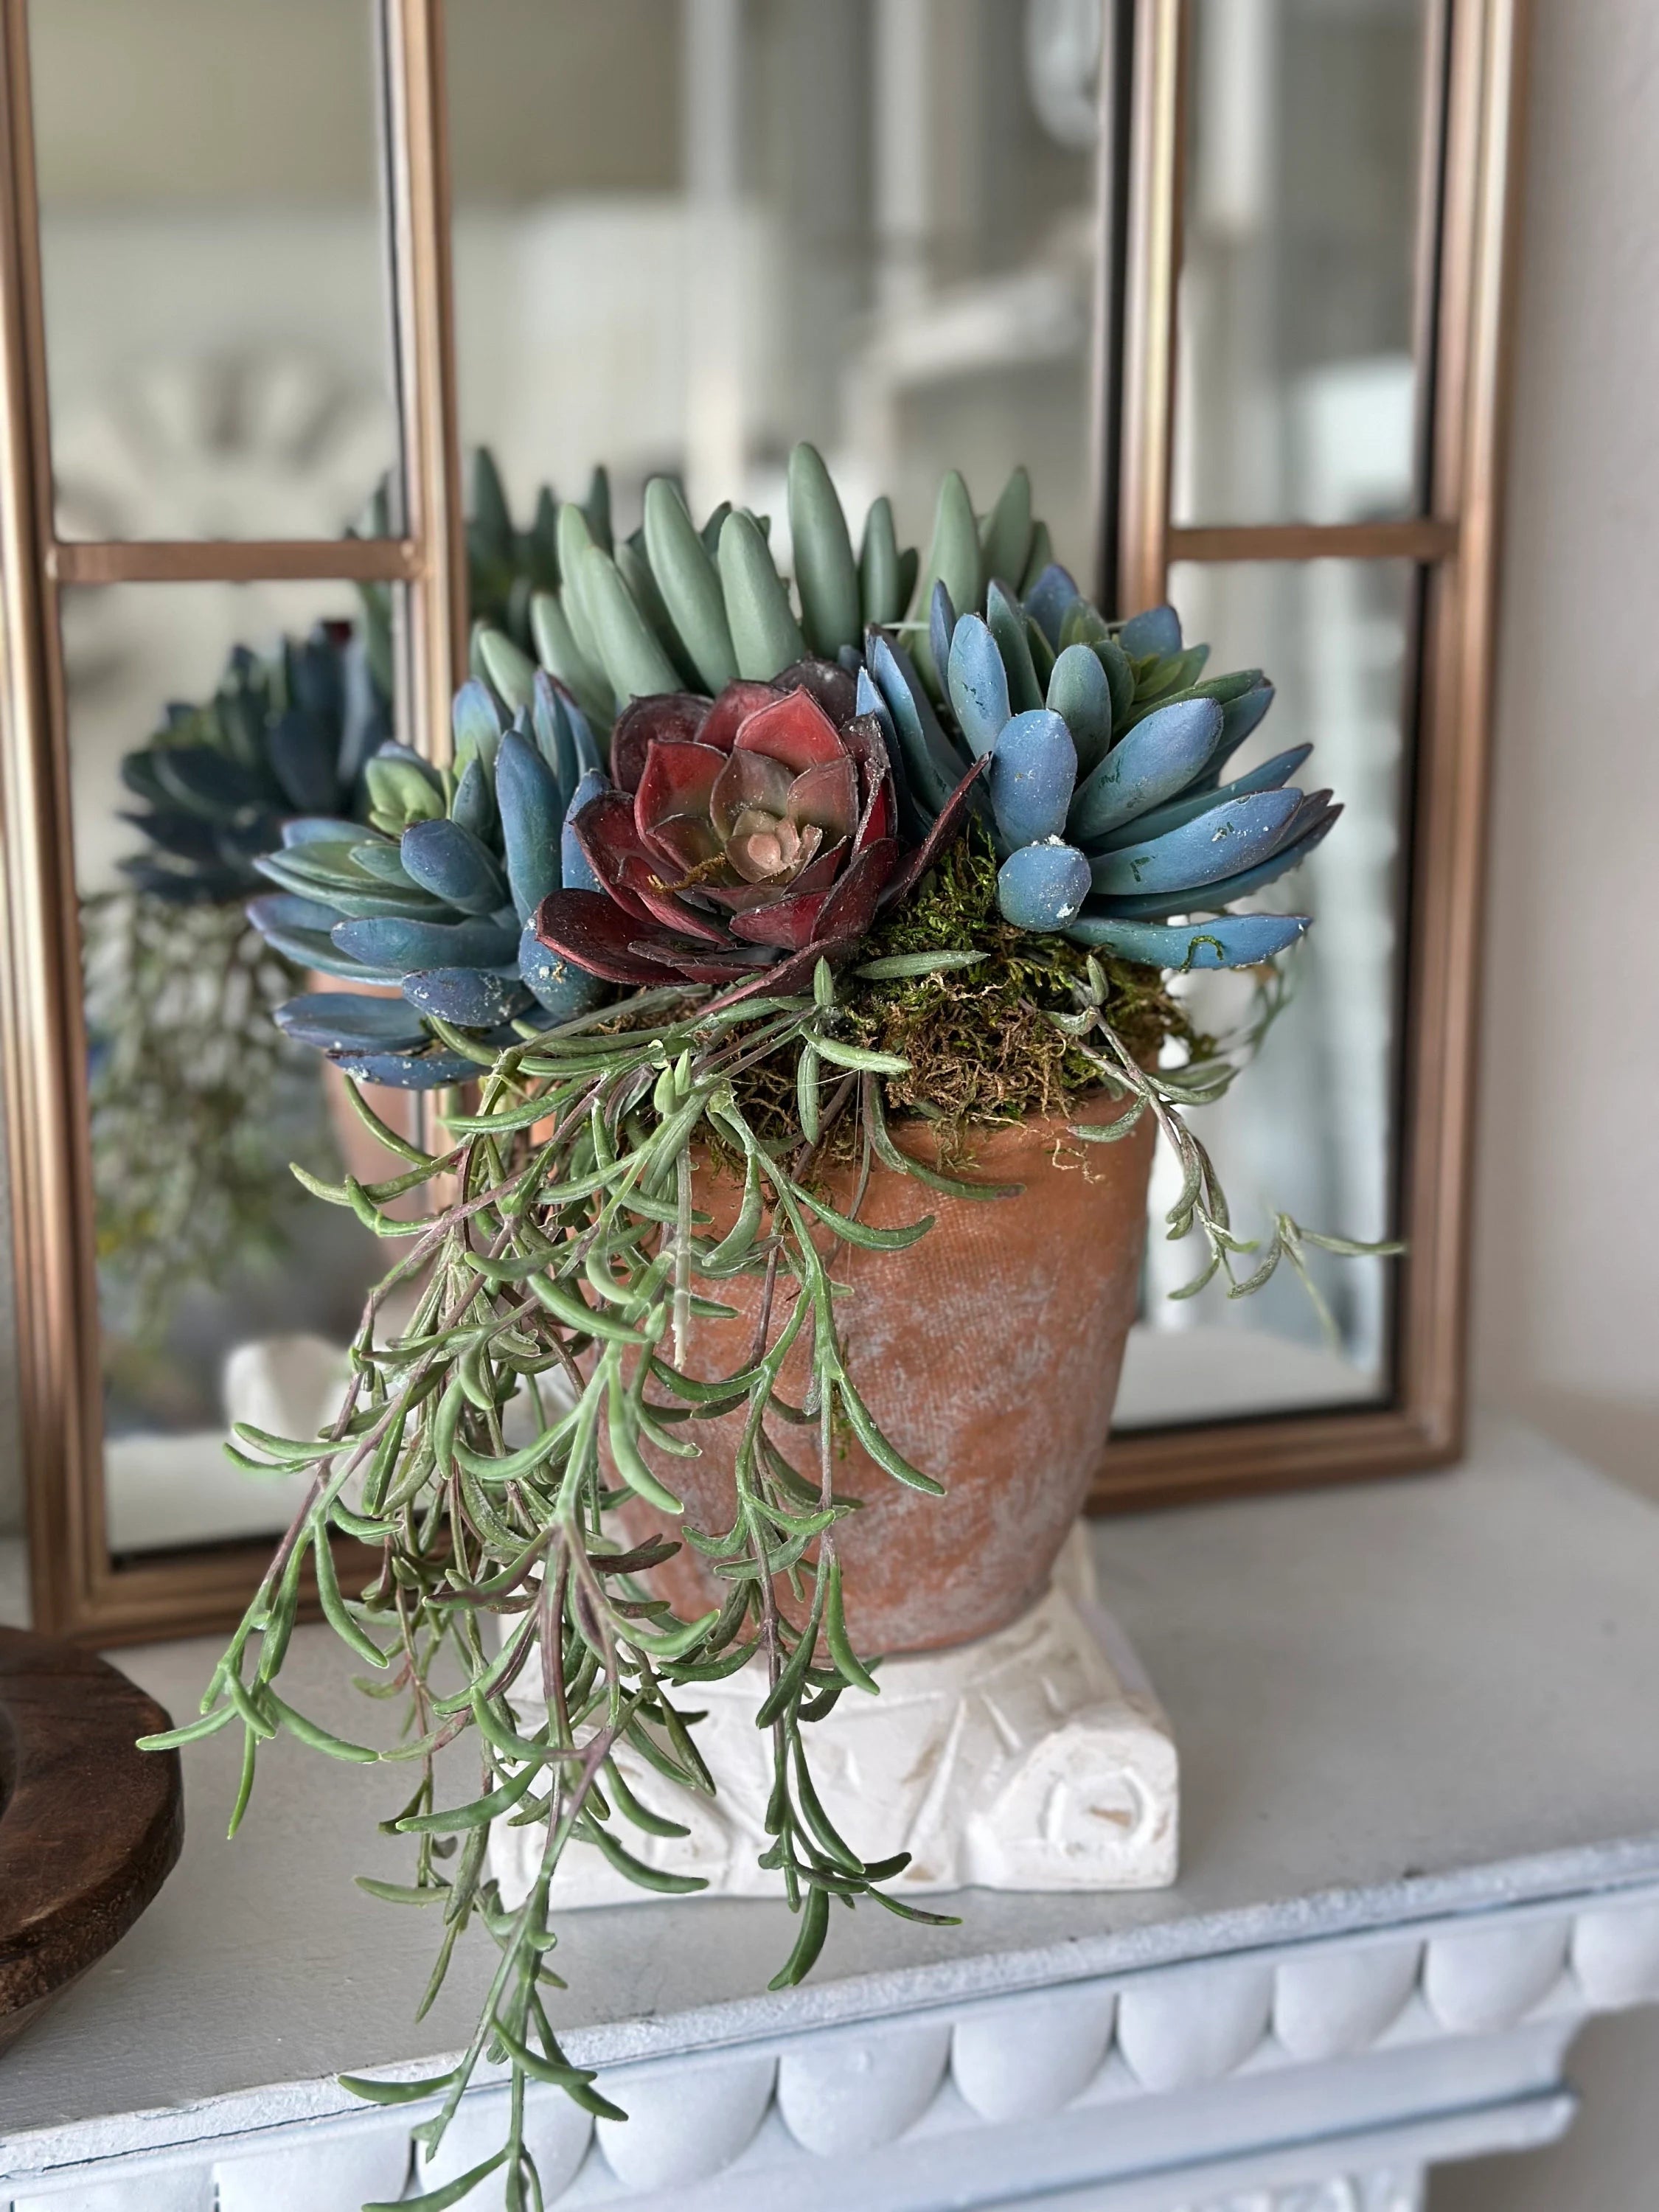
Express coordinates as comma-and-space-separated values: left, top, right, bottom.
727, 827, 1200, 1144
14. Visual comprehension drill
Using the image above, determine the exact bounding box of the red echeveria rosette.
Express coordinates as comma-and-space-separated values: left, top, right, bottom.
534, 672, 985, 1009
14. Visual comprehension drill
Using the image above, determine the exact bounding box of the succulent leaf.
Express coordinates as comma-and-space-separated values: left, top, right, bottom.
929, 582, 957, 706
451, 755, 494, 842
452, 681, 505, 779
1094, 801, 1339, 920
495, 729, 565, 921
719, 509, 807, 681
330, 1048, 482, 1090
1046, 643, 1113, 774
1068, 696, 1225, 844
1065, 911, 1311, 967
468, 448, 514, 561
581, 464, 613, 555
476, 626, 537, 717
1092, 743, 1313, 853
867, 631, 970, 816
1018, 518, 1054, 597
643, 476, 739, 693
997, 840, 1091, 930
980, 466, 1033, 594
529, 588, 615, 727
247, 889, 347, 936
946, 613, 1012, 759
520, 928, 608, 1018
580, 544, 682, 702
266, 710, 341, 816
618, 532, 701, 689
400, 968, 530, 1028
331, 914, 520, 971
989, 709, 1077, 846
858, 495, 904, 627
274, 993, 429, 1054
1024, 563, 1081, 650
398, 818, 509, 916
985, 580, 1043, 713
908, 470, 982, 694
560, 768, 608, 894
1119, 603, 1183, 658
1088, 788, 1307, 899
787, 442, 862, 658
1208, 677, 1278, 779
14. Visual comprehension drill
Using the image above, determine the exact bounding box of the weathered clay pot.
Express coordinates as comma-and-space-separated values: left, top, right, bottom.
619, 1093, 1155, 1656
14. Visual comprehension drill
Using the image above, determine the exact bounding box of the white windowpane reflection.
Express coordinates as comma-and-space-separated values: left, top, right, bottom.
448, 0, 1106, 575
1172, 0, 1430, 527
1114, 560, 1412, 1429
30, 0, 400, 543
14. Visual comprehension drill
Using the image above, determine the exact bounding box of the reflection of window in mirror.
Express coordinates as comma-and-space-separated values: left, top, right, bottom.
28, 0, 400, 545
447, 0, 1106, 576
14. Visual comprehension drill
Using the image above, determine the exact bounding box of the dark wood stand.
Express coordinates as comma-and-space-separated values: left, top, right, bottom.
0, 1627, 183, 2053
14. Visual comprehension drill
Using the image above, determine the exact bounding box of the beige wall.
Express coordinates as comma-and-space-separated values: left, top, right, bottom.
1468, 0, 1659, 1496
1436, 1, 1659, 2205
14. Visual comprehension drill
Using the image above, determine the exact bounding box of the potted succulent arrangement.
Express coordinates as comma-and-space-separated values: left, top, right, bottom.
145, 445, 1383, 2209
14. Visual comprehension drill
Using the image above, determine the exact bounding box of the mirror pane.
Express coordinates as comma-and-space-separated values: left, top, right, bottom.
1172, 0, 1430, 527
29, 0, 400, 542
1113, 558, 1413, 1428
66, 581, 405, 1555
447, 0, 1106, 577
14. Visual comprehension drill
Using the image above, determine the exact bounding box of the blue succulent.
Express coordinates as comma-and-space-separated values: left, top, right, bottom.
116, 625, 389, 905
247, 672, 609, 1088
861, 573, 1336, 970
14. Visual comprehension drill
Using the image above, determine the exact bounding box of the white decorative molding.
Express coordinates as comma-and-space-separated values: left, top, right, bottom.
492, 1526, 1178, 1910
10, 1879, 1659, 2209
1176, 2175, 1425, 2212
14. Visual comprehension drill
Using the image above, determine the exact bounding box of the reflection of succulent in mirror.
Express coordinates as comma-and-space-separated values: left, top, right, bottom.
83, 892, 330, 1360
90, 456, 594, 1335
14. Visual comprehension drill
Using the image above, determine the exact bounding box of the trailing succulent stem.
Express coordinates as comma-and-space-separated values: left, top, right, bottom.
143, 969, 988, 2204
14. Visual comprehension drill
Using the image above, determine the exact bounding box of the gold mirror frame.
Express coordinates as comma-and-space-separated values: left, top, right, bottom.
0, 0, 1527, 1641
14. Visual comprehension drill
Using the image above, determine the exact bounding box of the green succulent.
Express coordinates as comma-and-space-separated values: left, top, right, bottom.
498, 442, 1054, 731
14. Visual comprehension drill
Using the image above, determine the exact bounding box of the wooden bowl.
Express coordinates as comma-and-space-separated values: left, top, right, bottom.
0, 1627, 184, 2054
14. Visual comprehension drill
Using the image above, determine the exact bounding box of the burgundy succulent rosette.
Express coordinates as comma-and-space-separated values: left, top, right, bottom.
533, 661, 984, 1006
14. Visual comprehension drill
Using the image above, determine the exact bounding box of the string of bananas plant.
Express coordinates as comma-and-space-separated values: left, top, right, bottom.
146, 445, 1397, 2212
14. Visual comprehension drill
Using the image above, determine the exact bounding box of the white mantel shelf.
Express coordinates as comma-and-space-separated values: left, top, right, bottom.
7, 1418, 1659, 2211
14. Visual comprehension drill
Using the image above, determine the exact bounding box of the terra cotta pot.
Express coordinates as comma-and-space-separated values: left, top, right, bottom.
616, 1092, 1155, 1656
